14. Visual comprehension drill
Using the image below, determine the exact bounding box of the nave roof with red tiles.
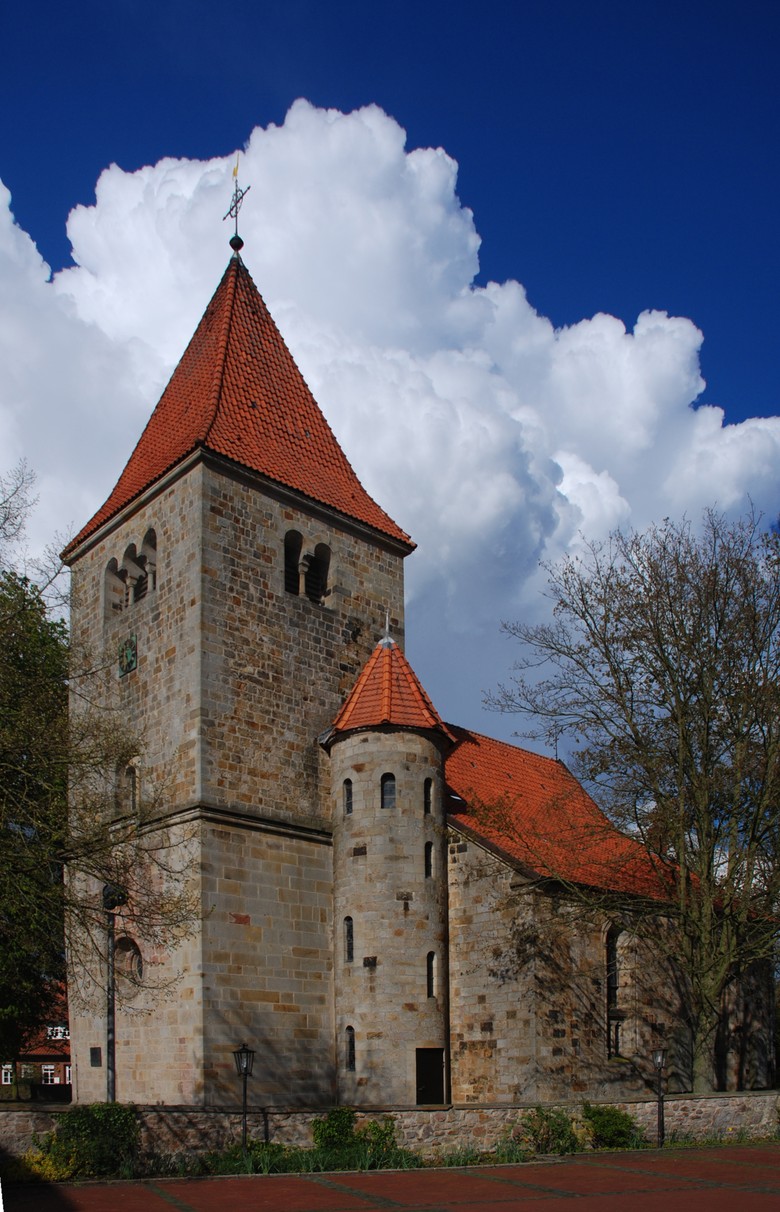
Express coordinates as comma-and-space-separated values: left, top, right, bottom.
65, 255, 412, 556
444, 724, 672, 901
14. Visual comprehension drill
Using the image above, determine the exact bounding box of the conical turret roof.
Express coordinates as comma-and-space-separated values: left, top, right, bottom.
65, 255, 412, 555
331, 637, 453, 740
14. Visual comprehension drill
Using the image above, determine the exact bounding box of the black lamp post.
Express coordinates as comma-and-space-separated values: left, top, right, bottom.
232, 1043, 255, 1156
653, 1047, 667, 1148
102, 883, 128, 1103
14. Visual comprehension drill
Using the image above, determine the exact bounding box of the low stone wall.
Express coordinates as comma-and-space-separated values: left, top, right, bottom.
1, 1092, 777, 1161
0, 1108, 60, 1159
389, 1092, 780, 1155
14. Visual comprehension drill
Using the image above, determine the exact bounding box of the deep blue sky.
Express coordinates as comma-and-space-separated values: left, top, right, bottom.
2, 0, 779, 423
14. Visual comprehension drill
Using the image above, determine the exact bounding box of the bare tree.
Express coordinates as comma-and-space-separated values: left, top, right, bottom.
0, 461, 35, 547
488, 509, 780, 1091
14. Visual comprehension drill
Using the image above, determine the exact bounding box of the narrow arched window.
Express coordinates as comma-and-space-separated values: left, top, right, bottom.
426, 951, 436, 998
344, 916, 354, 963
380, 773, 396, 810
305, 543, 331, 603
140, 529, 158, 593
343, 778, 353, 816
125, 763, 139, 814
284, 531, 303, 595
424, 841, 433, 879
423, 778, 432, 815
104, 558, 127, 617
606, 926, 622, 1058
115, 759, 140, 816
346, 1026, 356, 1072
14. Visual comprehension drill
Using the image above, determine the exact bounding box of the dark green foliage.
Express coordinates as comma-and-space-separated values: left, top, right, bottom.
35, 1103, 140, 1179
0, 571, 68, 1058
519, 1106, 580, 1155
581, 1102, 646, 1149
311, 1106, 358, 1149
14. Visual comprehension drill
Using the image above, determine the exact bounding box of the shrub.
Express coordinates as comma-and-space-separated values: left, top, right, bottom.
307, 1108, 418, 1171
312, 1106, 357, 1150
519, 1106, 580, 1155
25, 1103, 140, 1180
581, 1102, 646, 1150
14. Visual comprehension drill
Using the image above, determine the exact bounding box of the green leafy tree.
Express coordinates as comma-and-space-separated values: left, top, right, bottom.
0, 569, 69, 1059
490, 510, 780, 1091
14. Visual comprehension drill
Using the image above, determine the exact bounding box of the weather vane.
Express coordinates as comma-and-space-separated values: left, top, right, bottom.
224, 152, 251, 252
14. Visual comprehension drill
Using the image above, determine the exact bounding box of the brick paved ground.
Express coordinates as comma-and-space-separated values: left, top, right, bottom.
4, 1142, 780, 1212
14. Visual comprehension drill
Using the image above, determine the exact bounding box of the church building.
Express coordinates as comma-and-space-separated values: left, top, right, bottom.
63, 241, 773, 1109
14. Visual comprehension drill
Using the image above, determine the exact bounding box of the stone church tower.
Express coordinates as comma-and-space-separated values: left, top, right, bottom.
64, 249, 416, 1106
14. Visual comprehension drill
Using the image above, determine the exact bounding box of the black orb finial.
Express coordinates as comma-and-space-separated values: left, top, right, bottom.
230, 233, 244, 252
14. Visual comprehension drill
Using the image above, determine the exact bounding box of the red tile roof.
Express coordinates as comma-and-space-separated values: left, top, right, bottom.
331, 638, 454, 740
64, 255, 413, 556
444, 725, 673, 901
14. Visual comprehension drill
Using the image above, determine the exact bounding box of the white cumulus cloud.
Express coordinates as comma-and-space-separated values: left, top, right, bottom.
2, 99, 780, 738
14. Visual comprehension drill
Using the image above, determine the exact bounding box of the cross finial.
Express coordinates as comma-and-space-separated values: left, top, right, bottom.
224, 152, 251, 252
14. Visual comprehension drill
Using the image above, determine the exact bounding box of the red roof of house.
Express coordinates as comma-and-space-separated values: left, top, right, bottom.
331, 637, 454, 740
444, 725, 673, 901
64, 255, 413, 556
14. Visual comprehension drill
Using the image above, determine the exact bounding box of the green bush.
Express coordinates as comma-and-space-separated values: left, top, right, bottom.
26, 1103, 140, 1180
519, 1106, 580, 1155
307, 1108, 418, 1171
581, 1102, 646, 1149
312, 1106, 357, 1150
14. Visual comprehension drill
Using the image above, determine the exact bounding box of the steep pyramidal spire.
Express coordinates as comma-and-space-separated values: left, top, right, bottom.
66, 256, 412, 554
331, 637, 453, 739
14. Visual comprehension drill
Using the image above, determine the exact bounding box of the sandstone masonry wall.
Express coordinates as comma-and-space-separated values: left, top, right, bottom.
199, 464, 407, 831
446, 830, 689, 1104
